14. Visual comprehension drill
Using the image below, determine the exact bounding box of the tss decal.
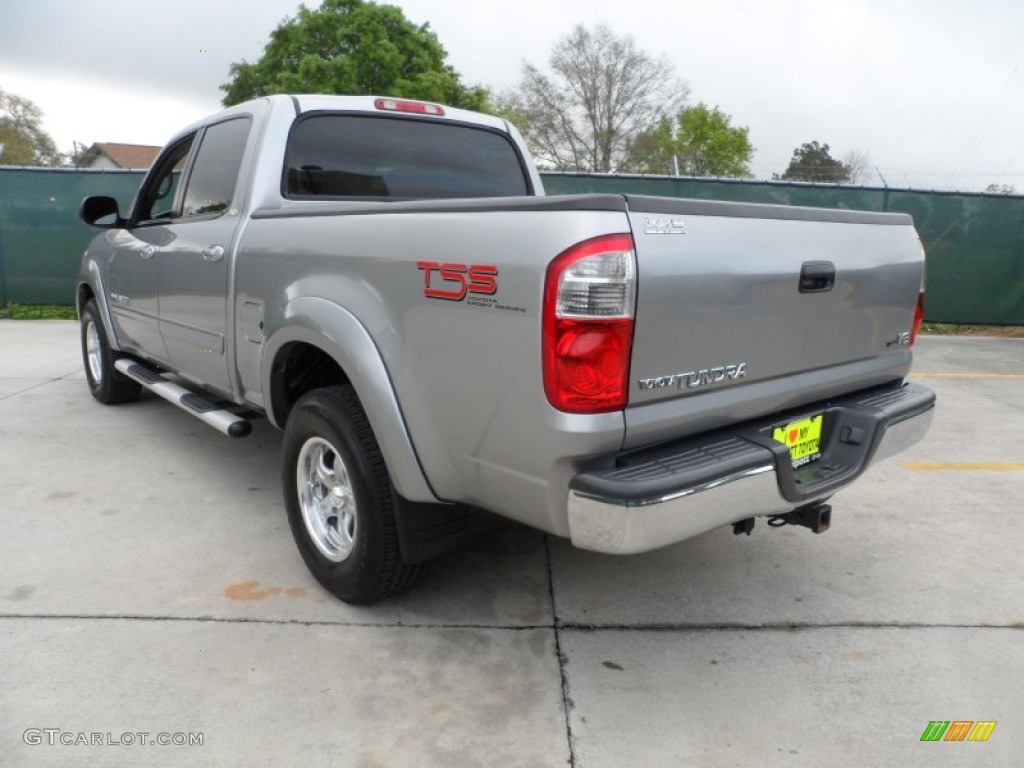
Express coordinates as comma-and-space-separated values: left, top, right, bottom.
416, 262, 499, 301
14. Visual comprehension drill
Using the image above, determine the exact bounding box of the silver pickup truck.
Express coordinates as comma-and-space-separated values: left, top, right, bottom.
77, 95, 935, 604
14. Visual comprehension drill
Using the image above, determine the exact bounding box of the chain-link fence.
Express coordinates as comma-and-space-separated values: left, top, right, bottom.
0, 167, 143, 305
1, 167, 1021, 323
543, 173, 1024, 325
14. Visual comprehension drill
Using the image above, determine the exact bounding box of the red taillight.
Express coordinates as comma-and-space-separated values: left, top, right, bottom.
543, 234, 636, 413
910, 291, 925, 345
374, 98, 445, 116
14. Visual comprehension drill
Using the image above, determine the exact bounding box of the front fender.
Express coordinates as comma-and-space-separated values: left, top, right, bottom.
77, 259, 120, 351
262, 296, 438, 503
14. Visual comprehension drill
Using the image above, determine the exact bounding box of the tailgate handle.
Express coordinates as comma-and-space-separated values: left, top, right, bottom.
799, 261, 835, 293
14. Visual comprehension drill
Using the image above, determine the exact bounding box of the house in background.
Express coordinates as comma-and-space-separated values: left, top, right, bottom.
79, 142, 161, 169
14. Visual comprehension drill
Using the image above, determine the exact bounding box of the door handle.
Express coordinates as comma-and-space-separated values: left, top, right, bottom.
139, 244, 156, 259
202, 245, 225, 263
799, 261, 835, 293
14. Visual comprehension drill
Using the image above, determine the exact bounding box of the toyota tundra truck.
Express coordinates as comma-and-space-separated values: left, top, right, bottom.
76, 95, 935, 604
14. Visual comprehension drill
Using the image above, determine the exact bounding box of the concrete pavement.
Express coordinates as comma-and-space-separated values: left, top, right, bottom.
1, 321, 1020, 766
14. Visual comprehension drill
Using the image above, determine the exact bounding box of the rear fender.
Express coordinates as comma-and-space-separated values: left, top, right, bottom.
262, 296, 437, 503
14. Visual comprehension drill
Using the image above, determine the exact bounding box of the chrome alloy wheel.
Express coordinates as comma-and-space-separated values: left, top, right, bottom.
296, 436, 357, 562
85, 318, 103, 384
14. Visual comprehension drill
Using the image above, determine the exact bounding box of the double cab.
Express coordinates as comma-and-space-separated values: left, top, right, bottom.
77, 95, 935, 603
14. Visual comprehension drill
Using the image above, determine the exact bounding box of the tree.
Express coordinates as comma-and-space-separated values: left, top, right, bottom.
221, 0, 487, 110
0, 88, 61, 166
984, 182, 1016, 194
778, 141, 850, 183
842, 148, 872, 184
499, 24, 689, 172
67, 141, 92, 168
624, 104, 754, 177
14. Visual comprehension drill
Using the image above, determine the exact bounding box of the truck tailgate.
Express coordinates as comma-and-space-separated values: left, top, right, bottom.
624, 196, 924, 447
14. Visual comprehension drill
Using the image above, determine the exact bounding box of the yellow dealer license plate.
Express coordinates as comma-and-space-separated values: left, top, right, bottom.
773, 414, 824, 468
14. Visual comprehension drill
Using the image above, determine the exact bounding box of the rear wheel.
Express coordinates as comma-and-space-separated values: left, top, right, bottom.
80, 299, 141, 404
281, 386, 420, 604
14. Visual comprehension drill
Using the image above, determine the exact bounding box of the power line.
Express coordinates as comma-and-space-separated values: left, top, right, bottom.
992, 143, 1024, 185
945, 56, 1024, 187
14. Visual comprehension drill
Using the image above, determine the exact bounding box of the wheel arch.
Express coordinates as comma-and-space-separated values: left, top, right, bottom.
263, 297, 437, 503
76, 262, 120, 352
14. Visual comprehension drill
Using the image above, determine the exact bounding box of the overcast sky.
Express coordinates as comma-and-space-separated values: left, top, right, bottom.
2, 0, 1023, 190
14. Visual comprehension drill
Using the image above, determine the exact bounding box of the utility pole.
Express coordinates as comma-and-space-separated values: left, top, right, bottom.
875, 166, 890, 212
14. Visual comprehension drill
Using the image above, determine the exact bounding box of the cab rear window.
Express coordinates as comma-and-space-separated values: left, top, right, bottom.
284, 114, 530, 199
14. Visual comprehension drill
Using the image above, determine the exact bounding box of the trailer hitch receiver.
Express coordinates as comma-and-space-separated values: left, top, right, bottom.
768, 503, 832, 534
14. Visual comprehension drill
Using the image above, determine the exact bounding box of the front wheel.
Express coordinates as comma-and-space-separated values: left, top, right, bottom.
281, 386, 420, 604
80, 299, 141, 404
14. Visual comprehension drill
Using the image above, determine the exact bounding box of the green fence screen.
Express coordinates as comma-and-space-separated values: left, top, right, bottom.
1, 167, 1021, 323
542, 174, 1024, 325
0, 167, 145, 306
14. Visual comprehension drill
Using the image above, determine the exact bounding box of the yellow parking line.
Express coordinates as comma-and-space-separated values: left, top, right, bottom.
910, 372, 1024, 378
903, 462, 1024, 470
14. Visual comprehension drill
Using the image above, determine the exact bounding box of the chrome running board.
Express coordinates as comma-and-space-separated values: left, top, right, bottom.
114, 359, 252, 438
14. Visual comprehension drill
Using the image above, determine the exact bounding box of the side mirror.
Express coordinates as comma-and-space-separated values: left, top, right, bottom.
80, 196, 125, 228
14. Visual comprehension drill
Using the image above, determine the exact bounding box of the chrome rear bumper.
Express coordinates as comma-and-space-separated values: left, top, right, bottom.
568, 381, 935, 554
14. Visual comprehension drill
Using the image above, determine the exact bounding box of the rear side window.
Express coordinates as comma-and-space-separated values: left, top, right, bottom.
284, 115, 529, 199
182, 117, 252, 217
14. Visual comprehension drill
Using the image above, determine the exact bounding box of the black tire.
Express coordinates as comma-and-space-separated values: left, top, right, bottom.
80, 299, 141, 404
281, 386, 421, 604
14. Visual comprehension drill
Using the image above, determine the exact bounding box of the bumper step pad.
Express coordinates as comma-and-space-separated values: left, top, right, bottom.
572, 381, 935, 506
